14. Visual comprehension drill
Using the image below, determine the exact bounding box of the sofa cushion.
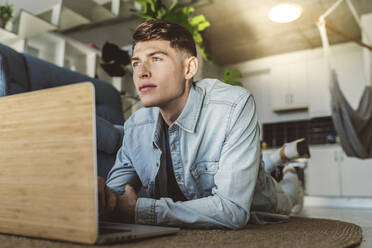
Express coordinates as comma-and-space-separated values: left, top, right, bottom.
0, 44, 30, 97
23, 54, 124, 125
96, 115, 123, 154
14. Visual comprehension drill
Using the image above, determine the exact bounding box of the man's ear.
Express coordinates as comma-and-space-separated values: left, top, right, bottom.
184, 56, 198, 80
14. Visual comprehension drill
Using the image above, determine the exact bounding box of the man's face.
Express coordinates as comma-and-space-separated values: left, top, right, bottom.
131, 40, 189, 108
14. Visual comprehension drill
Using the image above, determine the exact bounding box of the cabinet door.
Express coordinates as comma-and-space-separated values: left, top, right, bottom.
307, 146, 341, 196
339, 148, 372, 197
271, 64, 290, 111
308, 57, 331, 117
242, 71, 270, 128
271, 62, 308, 111
288, 62, 308, 109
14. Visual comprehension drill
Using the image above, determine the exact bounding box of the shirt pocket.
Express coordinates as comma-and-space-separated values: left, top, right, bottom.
190, 161, 219, 197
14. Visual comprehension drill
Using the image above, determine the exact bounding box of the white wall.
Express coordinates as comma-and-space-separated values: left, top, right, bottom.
229, 41, 367, 125
362, 13, 372, 87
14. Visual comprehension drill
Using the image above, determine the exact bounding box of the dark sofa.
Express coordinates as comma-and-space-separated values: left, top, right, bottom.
0, 43, 124, 179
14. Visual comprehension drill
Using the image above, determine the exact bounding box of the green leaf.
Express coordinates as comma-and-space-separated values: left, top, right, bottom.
193, 33, 203, 44
156, 8, 166, 19
137, 12, 153, 19
225, 81, 243, 86
200, 48, 212, 63
135, 0, 148, 12
182, 6, 195, 16
223, 68, 243, 86
190, 15, 206, 26
146, 0, 156, 13
197, 21, 210, 31
227, 69, 242, 79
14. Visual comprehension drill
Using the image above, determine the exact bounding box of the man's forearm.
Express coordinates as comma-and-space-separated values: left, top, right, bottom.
135, 194, 249, 229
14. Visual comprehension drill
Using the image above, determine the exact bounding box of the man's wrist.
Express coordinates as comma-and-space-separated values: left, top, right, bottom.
135, 198, 157, 225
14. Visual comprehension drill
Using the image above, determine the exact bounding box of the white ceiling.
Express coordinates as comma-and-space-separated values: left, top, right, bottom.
7, 0, 372, 66
195, 0, 372, 65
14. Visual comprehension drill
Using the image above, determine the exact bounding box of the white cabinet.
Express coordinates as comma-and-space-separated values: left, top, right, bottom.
341, 154, 372, 197
271, 62, 308, 111
307, 145, 342, 196
308, 57, 331, 117
307, 145, 372, 197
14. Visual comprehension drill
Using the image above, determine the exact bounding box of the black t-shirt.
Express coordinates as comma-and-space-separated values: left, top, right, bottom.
155, 122, 186, 202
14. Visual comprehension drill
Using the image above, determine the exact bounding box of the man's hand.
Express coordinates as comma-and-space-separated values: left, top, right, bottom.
97, 176, 117, 219
116, 185, 138, 223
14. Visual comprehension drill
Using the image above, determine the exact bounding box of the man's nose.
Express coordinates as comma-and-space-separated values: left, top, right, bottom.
137, 63, 151, 79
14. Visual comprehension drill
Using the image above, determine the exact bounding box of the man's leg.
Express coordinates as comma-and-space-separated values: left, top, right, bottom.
263, 138, 310, 173
276, 168, 303, 214
252, 162, 303, 215
262, 138, 309, 214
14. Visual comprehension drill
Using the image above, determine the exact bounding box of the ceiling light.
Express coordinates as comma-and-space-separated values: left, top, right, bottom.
268, 3, 302, 23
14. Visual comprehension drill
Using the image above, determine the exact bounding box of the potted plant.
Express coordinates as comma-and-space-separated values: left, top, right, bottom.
132, 0, 211, 62
0, 2, 13, 29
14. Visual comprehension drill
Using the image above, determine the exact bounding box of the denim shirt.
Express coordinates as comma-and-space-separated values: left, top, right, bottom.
107, 78, 266, 229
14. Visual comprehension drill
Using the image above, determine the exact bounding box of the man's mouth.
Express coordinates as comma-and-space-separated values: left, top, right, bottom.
139, 84, 156, 92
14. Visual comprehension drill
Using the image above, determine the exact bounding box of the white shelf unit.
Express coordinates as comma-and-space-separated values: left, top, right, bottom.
2, 26, 99, 78
16, 10, 57, 39
1, 9, 57, 53
63, 37, 100, 77
37, 0, 130, 31
96, 0, 134, 18
0, 28, 18, 44
26, 33, 66, 67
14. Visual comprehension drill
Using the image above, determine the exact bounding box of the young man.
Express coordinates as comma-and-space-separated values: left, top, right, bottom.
98, 19, 304, 229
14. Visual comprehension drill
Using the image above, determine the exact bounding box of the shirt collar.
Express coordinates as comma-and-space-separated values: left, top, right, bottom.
174, 83, 205, 133
152, 84, 205, 146
152, 108, 163, 149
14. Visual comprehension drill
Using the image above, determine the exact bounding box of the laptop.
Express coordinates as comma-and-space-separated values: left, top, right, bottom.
0, 82, 179, 244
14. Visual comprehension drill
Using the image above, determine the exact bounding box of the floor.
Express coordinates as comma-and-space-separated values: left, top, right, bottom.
296, 206, 372, 247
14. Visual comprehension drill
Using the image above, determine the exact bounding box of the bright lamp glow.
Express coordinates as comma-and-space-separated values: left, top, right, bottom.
268, 4, 302, 23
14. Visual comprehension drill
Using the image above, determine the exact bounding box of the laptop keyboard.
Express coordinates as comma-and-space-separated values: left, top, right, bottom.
99, 221, 132, 235
99, 227, 131, 235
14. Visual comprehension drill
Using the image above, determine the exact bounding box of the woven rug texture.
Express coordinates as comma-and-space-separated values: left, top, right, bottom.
0, 217, 363, 248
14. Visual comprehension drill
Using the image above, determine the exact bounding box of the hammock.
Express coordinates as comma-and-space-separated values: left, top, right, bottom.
317, 0, 372, 158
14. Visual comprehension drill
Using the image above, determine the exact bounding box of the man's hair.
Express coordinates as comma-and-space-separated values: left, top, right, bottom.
132, 19, 197, 57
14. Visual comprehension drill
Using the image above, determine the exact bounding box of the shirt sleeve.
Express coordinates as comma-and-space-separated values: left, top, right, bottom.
106, 132, 141, 195
135, 93, 261, 229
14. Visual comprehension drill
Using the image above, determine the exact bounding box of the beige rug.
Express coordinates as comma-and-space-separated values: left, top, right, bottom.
0, 217, 362, 248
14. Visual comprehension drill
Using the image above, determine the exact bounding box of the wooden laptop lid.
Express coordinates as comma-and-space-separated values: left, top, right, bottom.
0, 82, 98, 244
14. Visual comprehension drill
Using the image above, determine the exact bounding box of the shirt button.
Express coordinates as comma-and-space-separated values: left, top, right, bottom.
156, 163, 159, 167
177, 175, 182, 181
143, 184, 148, 189
172, 144, 176, 151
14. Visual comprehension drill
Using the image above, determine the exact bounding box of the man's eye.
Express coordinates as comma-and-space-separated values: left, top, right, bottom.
132, 62, 140, 67
153, 57, 161, 62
